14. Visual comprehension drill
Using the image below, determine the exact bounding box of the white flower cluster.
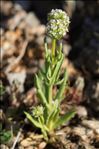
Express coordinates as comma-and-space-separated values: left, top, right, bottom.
47, 9, 70, 40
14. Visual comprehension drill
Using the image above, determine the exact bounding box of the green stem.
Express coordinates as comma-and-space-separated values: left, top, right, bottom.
52, 39, 56, 64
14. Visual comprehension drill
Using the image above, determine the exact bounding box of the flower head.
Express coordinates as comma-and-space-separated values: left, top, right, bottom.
32, 106, 44, 118
47, 9, 70, 40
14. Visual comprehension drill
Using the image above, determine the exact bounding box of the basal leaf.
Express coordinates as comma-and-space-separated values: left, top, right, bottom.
24, 112, 42, 128
55, 108, 76, 128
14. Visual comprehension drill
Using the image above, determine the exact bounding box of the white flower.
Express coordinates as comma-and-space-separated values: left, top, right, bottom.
47, 9, 70, 39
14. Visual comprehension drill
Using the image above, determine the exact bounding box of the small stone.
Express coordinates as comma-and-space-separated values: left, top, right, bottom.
76, 106, 87, 117
38, 142, 47, 149
7, 71, 26, 92
20, 138, 33, 147
25, 146, 34, 149
36, 36, 44, 46
82, 120, 99, 134
96, 128, 99, 134
82, 143, 95, 149
25, 12, 40, 28
73, 127, 88, 142
18, 146, 24, 149
63, 44, 71, 56
0, 144, 9, 149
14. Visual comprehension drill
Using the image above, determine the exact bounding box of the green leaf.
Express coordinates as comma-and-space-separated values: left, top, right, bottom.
55, 78, 64, 85
55, 70, 68, 102
41, 127, 48, 140
38, 70, 45, 81
25, 112, 48, 140
47, 109, 60, 130
39, 116, 44, 125
45, 58, 51, 76
24, 112, 42, 129
35, 75, 47, 105
46, 102, 60, 130
44, 42, 48, 54
50, 54, 64, 85
0, 84, 5, 96
0, 131, 11, 143
46, 65, 51, 80
46, 110, 56, 125
54, 50, 63, 82
55, 108, 76, 128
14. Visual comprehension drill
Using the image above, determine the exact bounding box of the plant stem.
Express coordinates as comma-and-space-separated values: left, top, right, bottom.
52, 39, 56, 64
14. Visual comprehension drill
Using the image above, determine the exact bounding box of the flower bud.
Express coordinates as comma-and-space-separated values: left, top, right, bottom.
33, 106, 44, 118
47, 9, 70, 40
